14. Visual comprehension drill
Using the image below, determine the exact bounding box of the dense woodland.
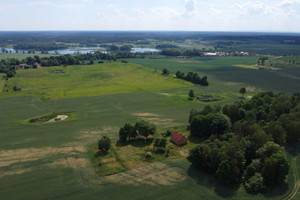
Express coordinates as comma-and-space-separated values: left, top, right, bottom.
188, 92, 300, 193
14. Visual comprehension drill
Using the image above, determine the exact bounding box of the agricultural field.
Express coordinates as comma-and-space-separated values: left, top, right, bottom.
0, 53, 57, 60
0, 57, 299, 200
128, 56, 300, 93
0, 62, 192, 99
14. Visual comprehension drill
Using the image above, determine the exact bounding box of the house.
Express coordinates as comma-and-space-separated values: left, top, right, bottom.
15, 65, 21, 70
203, 52, 217, 56
170, 131, 187, 146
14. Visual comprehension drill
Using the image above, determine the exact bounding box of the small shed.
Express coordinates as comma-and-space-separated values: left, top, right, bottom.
170, 131, 187, 146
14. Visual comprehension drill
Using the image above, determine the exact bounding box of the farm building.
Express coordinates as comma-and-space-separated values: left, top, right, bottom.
170, 131, 187, 146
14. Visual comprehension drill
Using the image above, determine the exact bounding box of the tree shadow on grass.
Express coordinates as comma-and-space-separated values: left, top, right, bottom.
262, 183, 289, 198
116, 138, 154, 148
188, 135, 205, 144
94, 150, 108, 158
187, 165, 237, 198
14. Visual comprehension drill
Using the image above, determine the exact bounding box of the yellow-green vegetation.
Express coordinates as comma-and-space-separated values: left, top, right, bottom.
232, 64, 258, 70
1, 62, 192, 99
89, 127, 196, 177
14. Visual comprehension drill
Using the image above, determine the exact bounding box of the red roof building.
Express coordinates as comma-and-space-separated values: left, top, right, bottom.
170, 131, 187, 146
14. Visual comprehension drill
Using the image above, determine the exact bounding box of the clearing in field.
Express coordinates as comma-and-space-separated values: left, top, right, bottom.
23, 111, 76, 125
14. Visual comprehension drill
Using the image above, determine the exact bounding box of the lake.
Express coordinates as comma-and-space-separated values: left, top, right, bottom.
0, 47, 160, 55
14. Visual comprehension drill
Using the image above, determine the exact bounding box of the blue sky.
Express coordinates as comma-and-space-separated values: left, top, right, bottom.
0, 0, 300, 32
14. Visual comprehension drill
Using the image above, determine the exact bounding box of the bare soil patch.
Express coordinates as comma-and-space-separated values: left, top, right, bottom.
48, 115, 68, 122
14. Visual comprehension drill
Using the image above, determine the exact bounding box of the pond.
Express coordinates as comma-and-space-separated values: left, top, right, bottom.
131, 48, 161, 53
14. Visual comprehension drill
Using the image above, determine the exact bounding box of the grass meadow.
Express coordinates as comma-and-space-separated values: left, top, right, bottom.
1, 62, 192, 99
0, 57, 299, 200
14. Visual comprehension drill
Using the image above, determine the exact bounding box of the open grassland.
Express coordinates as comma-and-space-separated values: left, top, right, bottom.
0, 53, 57, 60
1, 62, 192, 99
128, 56, 300, 93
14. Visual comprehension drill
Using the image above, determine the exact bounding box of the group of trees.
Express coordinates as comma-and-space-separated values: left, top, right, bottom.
14, 42, 68, 51
119, 120, 156, 143
257, 57, 269, 66
176, 70, 209, 86
161, 48, 203, 57
188, 92, 300, 193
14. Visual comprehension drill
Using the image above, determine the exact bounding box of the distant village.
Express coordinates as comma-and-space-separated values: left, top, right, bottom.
203, 51, 249, 56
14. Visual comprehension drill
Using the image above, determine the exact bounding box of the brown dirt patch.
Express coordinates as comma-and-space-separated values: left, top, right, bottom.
48, 157, 89, 169
105, 162, 186, 186
133, 113, 159, 117
159, 93, 171, 97
176, 60, 202, 64
0, 146, 85, 167
0, 168, 35, 178
139, 117, 181, 127
179, 149, 189, 157
78, 126, 118, 141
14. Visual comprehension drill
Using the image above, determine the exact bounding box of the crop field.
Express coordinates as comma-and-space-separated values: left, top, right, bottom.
128, 56, 300, 93
0, 58, 299, 200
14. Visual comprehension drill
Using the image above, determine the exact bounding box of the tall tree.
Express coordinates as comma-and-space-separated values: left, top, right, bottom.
240, 87, 246, 98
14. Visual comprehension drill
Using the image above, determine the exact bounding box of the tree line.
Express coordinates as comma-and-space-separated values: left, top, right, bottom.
188, 92, 300, 193
175, 70, 209, 86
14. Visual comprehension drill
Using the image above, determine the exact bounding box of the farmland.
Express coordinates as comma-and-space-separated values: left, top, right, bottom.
0, 55, 299, 200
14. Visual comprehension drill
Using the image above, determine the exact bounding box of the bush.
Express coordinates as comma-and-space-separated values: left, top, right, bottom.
145, 152, 152, 160
98, 136, 111, 152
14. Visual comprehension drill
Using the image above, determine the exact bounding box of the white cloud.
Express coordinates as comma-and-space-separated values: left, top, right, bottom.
151, 7, 181, 18
233, 1, 266, 17
105, 4, 116, 9
185, 0, 196, 12
184, 0, 197, 16
278, 0, 300, 7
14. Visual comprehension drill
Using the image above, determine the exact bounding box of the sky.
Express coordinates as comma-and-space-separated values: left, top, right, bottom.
0, 0, 300, 32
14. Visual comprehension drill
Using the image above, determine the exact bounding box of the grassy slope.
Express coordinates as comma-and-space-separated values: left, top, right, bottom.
1, 62, 192, 99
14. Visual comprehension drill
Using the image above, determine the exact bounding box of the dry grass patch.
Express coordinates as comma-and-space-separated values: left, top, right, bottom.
105, 162, 186, 186
133, 113, 159, 117
176, 60, 202, 64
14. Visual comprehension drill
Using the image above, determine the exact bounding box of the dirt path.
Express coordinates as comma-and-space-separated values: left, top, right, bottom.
282, 157, 299, 200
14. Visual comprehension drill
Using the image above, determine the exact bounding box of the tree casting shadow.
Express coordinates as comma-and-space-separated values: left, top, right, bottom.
187, 165, 236, 198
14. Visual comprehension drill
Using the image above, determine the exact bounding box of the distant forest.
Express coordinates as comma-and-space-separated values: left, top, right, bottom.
1, 31, 300, 54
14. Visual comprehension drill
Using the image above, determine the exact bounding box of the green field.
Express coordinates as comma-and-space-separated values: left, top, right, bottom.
0, 53, 57, 60
128, 56, 300, 93
1, 63, 192, 99
0, 57, 299, 200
